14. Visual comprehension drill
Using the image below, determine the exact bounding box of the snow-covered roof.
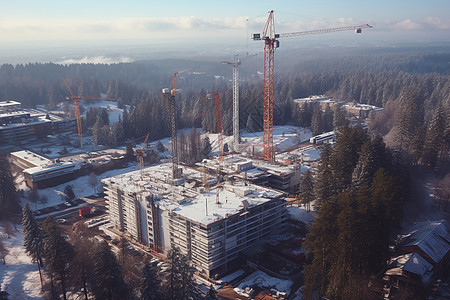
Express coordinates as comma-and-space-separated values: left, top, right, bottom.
10, 150, 51, 167
388, 253, 433, 283
397, 220, 450, 264
24, 162, 79, 176
102, 163, 285, 225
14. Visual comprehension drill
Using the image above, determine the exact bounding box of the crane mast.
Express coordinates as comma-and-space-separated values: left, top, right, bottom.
62, 76, 83, 148
162, 67, 198, 182
253, 10, 372, 161
221, 54, 256, 148
204, 92, 224, 162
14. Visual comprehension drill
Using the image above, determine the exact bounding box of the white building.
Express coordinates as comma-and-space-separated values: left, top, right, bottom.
102, 163, 287, 278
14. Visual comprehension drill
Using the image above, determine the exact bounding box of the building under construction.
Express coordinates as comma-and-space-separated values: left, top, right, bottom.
102, 163, 287, 278
0, 100, 76, 145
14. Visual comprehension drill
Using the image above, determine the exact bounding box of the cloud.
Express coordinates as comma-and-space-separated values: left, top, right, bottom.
378, 17, 450, 32
423, 17, 450, 30
1, 15, 449, 42
56, 56, 133, 65
394, 19, 422, 30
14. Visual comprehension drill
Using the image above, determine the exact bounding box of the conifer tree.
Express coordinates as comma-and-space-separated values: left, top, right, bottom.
140, 262, 161, 300
91, 241, 129, 300
299, 169, 314, 211
161, 247, 195, 300
42, 217, 74, 300
205, 285, 217, 300
22, 203, 44, 286
423, 105, 446, 168
314, 145, 333, 206
202, 137, 212, 159
0, 154, 20, 219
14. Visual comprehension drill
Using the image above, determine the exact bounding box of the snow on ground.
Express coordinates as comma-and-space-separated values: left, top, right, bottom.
287, 204, 317, 225
233, 270, 293, 297
80, 99, 123, 126
21, 163, 139, 210
0, 223, 42, 299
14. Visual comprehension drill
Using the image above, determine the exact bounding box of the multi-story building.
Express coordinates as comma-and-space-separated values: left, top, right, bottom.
102, 163, 287, 278
0, 100, 76, 145
197, 155, 302, 194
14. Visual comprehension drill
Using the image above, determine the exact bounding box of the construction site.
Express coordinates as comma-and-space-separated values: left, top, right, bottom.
1, 10, 375, 298
102, 162, 287, 278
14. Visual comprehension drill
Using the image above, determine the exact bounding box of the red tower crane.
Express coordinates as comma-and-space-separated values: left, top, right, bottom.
62, 76, 117, 148
252, 10, 372, 161
204, 92, 223, 162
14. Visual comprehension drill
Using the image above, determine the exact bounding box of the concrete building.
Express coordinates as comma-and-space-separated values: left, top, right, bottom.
102, 163, 287, 278
293, 95, 341, 111
197, 155, 303, 194
10, 150, 79, 189
0, 100, 76, 145
342, 103, 384, 118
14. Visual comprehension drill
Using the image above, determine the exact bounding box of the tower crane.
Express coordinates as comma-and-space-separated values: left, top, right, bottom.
204, 92, 224, 162
135, 132, 150, 176
62, 76, 117, 148
221, 54, 256, 148
162, 67, 198, 182
252, 10, 372, 161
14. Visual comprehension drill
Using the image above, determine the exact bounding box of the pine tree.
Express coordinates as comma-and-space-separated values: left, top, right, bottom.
394, 87, 424, 150
179, 253, 196, 300
42, 217, 74, 300
314, 145, 333, 206
22, 203, 44, 286
161, 247, 183, 300
311, 105, 323, 136
332, 105, 346, 130
161, 246, 195, 300
140, 262, 161, 300
0, 154, 20, 219
299, 169, 314, 211
91, 241, 129, 300
423, 105, 446, 168
202, 137, 212, 159
205, 285, 217, 300
69, 236, 94, 300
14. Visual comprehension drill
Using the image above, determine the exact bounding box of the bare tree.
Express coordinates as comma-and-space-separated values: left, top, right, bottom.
0, 239, 8, 264
89, 173, 98, 195
2, 221, 14, 239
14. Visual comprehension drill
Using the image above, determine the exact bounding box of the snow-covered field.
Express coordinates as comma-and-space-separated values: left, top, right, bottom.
0, 223, 42, 299
79, 99, 123, 126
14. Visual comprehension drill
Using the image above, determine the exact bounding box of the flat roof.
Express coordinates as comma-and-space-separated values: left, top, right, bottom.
102, 163, 285, 225
10, 150, 51, 167
24, 162, 78, 176
0, 100, 21, 107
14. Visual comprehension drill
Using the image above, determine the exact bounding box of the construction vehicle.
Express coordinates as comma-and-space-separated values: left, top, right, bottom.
62, 76, 117, 148
162, 67, 198, 182
252, 10, 372, 161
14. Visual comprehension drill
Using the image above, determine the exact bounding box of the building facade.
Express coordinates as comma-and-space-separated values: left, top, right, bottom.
102, 163, 287, 277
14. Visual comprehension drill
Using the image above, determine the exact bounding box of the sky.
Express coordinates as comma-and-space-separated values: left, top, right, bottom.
0, 0, 449, 62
